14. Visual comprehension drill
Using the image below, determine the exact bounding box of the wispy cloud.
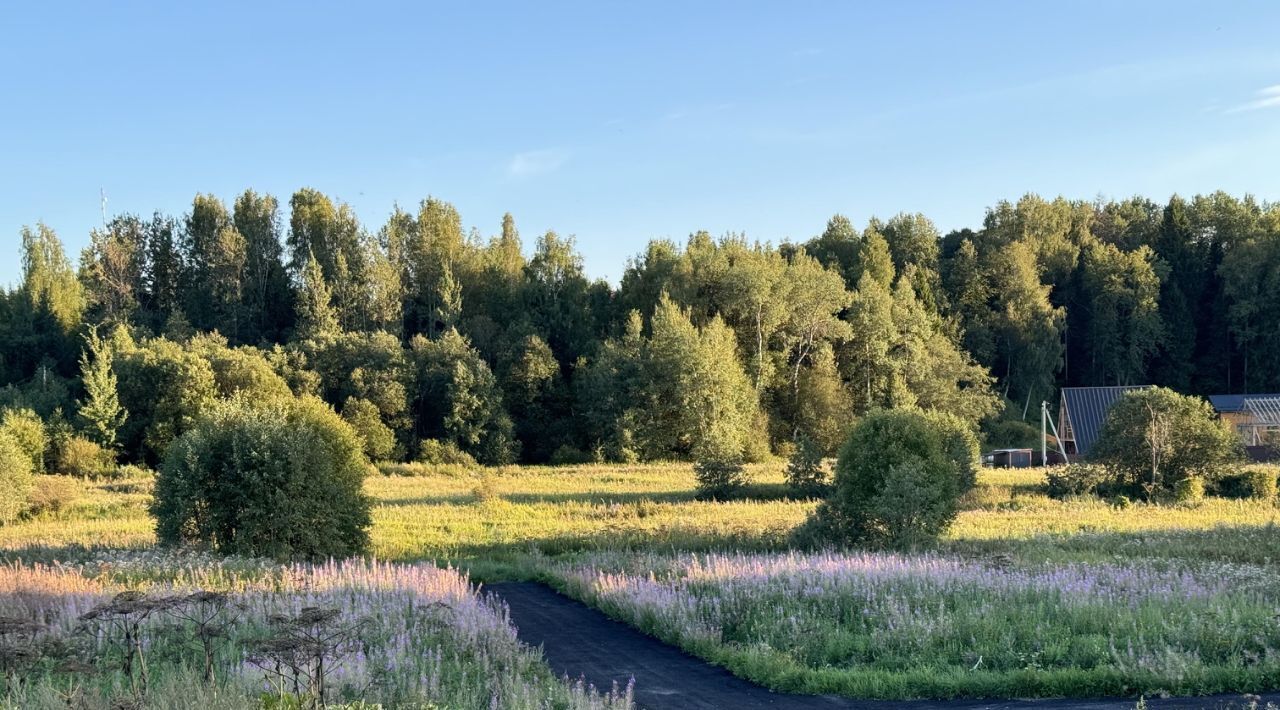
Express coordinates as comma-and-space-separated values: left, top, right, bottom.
792, 47, 823, 57
506, 149, 568, 178
1225, 84, 1280, 113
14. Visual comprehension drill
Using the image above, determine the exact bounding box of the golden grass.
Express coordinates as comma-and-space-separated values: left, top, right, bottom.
5, 464, 1278, 569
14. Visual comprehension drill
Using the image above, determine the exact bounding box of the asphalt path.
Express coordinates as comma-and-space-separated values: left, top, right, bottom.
488, 581, 1276, 710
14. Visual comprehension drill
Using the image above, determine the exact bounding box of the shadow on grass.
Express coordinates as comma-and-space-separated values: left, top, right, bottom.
0, 541, 153, 565
946, 521, 1280, 566
375, 482, 815, 509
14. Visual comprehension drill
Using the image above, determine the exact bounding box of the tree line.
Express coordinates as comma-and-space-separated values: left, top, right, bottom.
2, 189, 1278, 468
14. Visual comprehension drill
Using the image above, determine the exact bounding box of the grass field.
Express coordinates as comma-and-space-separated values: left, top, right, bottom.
4, 462, 1280, 703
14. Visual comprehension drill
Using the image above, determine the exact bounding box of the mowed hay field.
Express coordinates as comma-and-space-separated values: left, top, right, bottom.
5, 462, 1280, 701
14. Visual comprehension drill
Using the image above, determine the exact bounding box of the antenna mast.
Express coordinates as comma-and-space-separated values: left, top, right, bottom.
100, 188, 108, 226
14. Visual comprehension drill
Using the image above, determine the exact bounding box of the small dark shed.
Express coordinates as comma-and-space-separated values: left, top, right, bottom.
1058, 385, 1151, 458
983, 448, 1034, 468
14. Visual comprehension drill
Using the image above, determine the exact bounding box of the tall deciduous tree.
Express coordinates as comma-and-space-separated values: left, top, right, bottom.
779, 252, 852, 395
639, 294, 760, 461
80, 215, 146, 327
524, 231, 594, 366
405, 197, 468, 338
1078, 242, 1164, 386
410, 328, 516, 464
844, 271, 898, 412
881, 212, 942, 311
988, 241, 1064, 418
233, 190, 292, 342
805, 214, 862, 289
20, 223, 85, 334
288, 188, 367, 331
8, 224, 85, 378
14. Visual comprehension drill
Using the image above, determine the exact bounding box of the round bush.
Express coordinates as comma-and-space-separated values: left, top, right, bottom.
24, 476, 80, 517
152, 395, 372, 559
802, 409, 977, 549
1242, 466, 1278, 500
1045, 463, 1112, 498
1, 408, 47, 474
694, 456, 748, 499
1092, 387, 1243, 498
416, 438, 478, 467
1173, 476, 1205, 504
55, 435, 114, 478
0, 432, 34, 523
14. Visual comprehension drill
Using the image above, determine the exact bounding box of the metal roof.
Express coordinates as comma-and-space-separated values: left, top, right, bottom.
1209, 393, 1280, 413
1244, 397, 1280, 425
1060, 385, 1151, 457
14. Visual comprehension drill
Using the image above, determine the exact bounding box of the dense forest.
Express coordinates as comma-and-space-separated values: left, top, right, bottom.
3, 190, 1278, 467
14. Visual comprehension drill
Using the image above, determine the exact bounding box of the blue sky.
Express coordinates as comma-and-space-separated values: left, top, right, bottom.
3, 1, 1280, 286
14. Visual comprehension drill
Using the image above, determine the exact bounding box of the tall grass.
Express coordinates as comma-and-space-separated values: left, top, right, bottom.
1, 551, 632, 709
548, 549, 1280, 699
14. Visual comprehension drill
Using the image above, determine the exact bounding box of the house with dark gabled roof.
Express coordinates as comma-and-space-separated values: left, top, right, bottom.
1208, 394, 1280, 456
1057, 385, 1152, 458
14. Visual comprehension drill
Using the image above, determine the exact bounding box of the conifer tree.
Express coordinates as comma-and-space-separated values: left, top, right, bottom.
77, 324, 127, 449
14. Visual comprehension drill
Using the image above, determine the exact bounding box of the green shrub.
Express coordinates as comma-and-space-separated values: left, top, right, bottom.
1173, 476, 1205, 504
1218, 466, 1279, 500
115, 336, 218, 464
548, 444, 592, 466
24, 475, 79, 517
416, 439, 478, 467
342, 397, 398, 462
55, 435, 114, 478
694, 456, 748, 499
0, 431, 34, 523
785, 432, 829, 497
1091, 387, 1243, 499
1245, 466, 1279, 500
800, 408, 975, 549
0, 408, 47, 473
113, 463, 155, 480
1045, 463, 1113, 498
153, 395, 373, 559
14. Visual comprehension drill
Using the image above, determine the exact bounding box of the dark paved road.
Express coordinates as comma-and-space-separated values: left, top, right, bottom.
488, 582, 1277, 710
